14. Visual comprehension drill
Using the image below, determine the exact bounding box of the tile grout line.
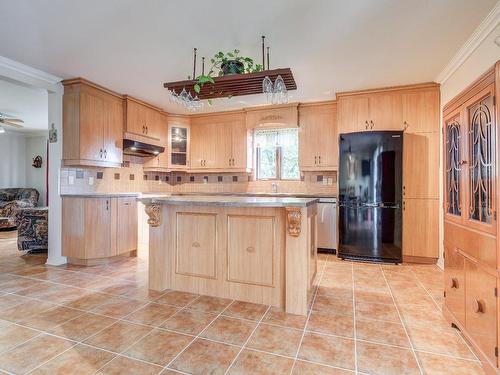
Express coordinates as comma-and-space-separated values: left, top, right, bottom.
22, 296, 163, 375
162, 297, 240, 374
351, 261, 358, 375
223, 304, 273, 375
288, 252, 328, 375
380, 265, 424, 375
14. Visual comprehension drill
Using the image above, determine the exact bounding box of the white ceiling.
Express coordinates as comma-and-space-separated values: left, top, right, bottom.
0, 0, 496, 114
0, 78, 48, 133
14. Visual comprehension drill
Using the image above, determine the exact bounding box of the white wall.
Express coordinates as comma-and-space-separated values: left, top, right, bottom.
438, 20, 500, 269
0, 133, 47, 206
0, 133, 26, 188
25, 135, 48, 206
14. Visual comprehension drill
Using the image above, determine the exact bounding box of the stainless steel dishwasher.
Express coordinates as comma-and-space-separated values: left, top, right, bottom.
317, 197, 337, 252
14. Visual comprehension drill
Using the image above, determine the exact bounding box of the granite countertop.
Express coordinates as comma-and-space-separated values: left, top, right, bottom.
175, 192, 336, 198
140, 195, 318, 208
60, 192, 142, 198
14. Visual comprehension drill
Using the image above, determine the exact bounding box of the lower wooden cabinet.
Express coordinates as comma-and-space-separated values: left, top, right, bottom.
402, 198, 439, 261
444, 245, 465, 326
227, 215, 275, 286
464, 259, 498, 365
62, 197, 138, 263
175, 212, 217, 279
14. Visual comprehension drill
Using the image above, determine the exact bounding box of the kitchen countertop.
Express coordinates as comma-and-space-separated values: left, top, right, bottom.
60, 192, 335, 199
60, 192, 142, 198
140, 195, 318, 208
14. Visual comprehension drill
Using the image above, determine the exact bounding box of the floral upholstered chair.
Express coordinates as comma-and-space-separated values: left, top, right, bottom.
14, 207, 48, 253
0, 188, 39, 229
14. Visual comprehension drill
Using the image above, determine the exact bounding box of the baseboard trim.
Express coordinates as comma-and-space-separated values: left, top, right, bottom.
403, 255, 437, 264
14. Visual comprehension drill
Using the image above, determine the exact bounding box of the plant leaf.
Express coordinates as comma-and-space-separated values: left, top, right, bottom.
194, 84, 201, 93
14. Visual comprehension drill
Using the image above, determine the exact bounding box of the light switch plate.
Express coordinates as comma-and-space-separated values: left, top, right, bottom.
322, 177, 328, 185
327, 178, 333, 185
88, 177, 94, 186
68, 175, 75, 185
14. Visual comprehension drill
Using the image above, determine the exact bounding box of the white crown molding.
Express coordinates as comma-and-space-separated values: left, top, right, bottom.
0, 55, 62, 92
436, 1, 500, 84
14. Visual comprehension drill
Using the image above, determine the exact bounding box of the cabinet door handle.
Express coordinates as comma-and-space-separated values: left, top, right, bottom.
246, 246, 255, 253
123, 202, 131, 206
99, 149, 103, 159
403, 121, 409, 131
474, 299, 485, 314
192, 241, 200, 248
314, 156, 317, 165
450, 278, 459, 289
104, 149, 107, 159
142, 125, 145, 134
146, 125, 148, 134
106, 200, 109, 210
365, 121, 369, 130
403, 185, 405, 196
318, 156, 321, 164
403, 201, 405, 211
232, 158, 235, 166
370, 120, 374, 129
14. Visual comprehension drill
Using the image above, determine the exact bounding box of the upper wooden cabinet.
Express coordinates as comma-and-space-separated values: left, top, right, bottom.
337, 83, 439, 134
190, 112, 251, 172
167, 115, 191, 170
143, 112, 169, 171
124, 96, 163, 143
298, 102, 338, 171
245, 104, 298, 129
62, 78, 124, 168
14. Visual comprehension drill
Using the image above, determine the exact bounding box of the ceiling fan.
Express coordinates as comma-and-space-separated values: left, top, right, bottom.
0, 112, 24, 129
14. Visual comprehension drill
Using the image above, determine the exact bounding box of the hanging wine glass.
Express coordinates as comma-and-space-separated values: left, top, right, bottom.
273, 75, 288, 104
262, 76, 273, 102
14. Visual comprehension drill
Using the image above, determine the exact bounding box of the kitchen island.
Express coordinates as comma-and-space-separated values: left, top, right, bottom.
141, 195, 318, 315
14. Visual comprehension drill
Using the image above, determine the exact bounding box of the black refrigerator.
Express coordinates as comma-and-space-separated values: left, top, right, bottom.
338, 131, 403, 263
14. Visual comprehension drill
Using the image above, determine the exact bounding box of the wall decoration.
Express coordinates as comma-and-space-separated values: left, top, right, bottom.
32, 156, 43, 169
48, 123, 57, 143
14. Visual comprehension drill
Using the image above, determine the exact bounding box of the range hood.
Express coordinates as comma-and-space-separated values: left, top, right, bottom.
123, 139, 165, 157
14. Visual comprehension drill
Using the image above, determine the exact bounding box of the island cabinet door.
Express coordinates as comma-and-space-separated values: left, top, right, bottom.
227, 215, 275, 287
175, 212, 217, 279
84, 198, 112, 259
115, 198, 138, 255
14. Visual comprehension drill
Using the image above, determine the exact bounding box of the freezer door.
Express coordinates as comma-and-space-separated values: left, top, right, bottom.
338, 204, 402, 262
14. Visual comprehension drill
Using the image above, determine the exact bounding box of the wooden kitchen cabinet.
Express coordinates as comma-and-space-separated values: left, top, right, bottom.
190, 112, 250, 172
444, 245, 466, 326
62, 196, 138, 264
167, 115, 191, 170
402, 198, 439, 261
337, 83, 439, 134
442, 63, 499, 375
143, 112, 169, 171
176, 212, 217, 279
299, 102, 338, 171
62, 78, 123, 168
124, 96, 163, 142
227, 215, 275, 286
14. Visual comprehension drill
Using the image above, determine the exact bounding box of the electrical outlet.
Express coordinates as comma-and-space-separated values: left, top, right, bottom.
88, 177, 94, 186
68, 175, 75, 185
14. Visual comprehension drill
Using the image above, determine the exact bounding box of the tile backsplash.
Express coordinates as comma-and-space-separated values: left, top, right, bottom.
60, 157, 337, 196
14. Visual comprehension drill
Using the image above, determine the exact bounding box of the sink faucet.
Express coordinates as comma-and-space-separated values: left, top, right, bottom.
271, 182, 278, 193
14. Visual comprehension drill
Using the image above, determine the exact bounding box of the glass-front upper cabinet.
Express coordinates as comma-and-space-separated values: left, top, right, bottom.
167, 116, 190, 169
465, 85, 496, 234
444, 111, 463, 223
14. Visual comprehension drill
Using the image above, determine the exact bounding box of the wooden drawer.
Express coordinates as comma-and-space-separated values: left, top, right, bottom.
465, 259, 498, 364
444, 244, 465, 325
227, 215, 275, 287
175, 212, 217, 279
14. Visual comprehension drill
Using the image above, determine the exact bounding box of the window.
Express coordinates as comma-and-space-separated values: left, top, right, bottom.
254, 128, 299, 180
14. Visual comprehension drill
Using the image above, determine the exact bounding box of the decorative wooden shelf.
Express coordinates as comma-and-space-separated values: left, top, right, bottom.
163, 68, 297, 100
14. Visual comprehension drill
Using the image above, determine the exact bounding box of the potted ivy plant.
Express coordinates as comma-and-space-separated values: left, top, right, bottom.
191, 49, 263, 94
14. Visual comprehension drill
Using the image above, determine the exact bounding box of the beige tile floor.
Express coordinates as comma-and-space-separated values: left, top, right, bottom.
0, 230, 486, 375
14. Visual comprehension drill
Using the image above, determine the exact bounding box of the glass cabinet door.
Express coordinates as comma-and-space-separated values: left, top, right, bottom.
169, 126, 189, 168
466, 86, 496, 234
445, 112, 463, 222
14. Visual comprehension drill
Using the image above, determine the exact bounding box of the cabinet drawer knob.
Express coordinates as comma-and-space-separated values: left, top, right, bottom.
192, 241, 200, 248
450, 278, 459, 289
474, 299, 485, 314
246, 246, 255, 253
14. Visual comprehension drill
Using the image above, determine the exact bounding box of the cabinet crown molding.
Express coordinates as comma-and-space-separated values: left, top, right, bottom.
336, 82, 439, 98
61, 77, 123, 99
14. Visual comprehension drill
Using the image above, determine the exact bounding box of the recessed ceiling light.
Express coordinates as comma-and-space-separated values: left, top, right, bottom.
0, 126, 5, 134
